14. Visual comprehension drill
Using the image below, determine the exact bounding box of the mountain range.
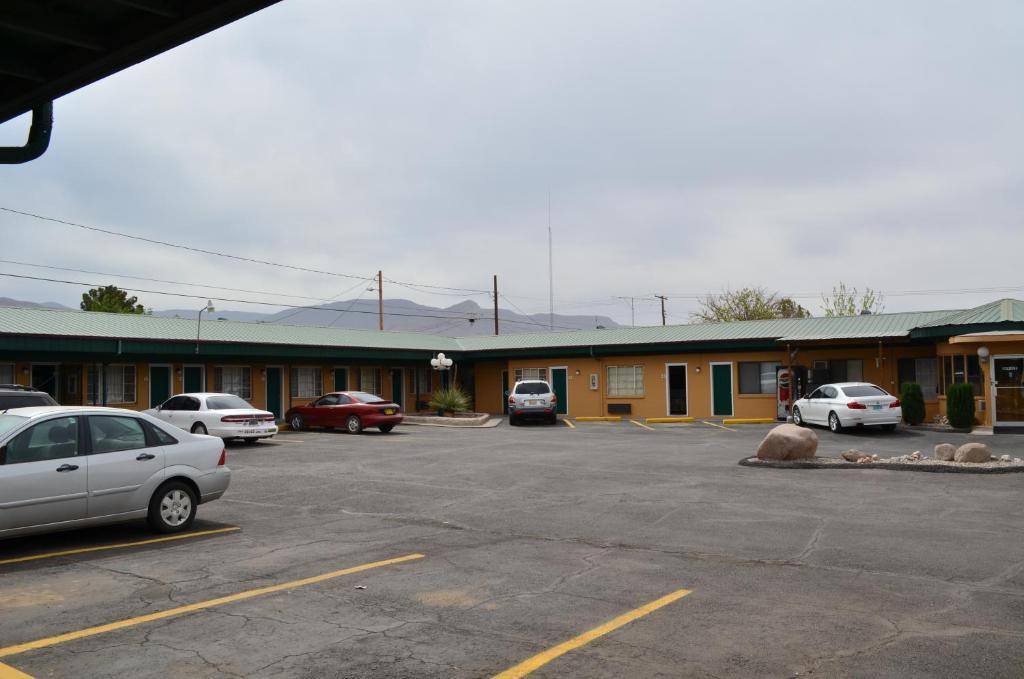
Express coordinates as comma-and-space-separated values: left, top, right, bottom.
0, 297, 619, 335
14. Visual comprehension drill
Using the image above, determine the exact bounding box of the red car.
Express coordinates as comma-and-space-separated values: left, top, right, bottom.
285, 391, 403, 434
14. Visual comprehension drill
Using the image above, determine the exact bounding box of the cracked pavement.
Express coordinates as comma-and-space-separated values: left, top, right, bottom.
1, 422, 1023, 677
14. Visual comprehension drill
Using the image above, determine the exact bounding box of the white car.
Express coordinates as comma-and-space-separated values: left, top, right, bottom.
0, 406, 230, 539
146, 393, 278, 443
508, 380, 558, 425
792, 382, 902, 433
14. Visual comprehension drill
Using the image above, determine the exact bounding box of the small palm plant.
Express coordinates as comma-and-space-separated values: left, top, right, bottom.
428, 386, 471, 416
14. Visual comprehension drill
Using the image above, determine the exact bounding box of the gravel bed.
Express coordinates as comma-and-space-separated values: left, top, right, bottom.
739, 455, 1024, 474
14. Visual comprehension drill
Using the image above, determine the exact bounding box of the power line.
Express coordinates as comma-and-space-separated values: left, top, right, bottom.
0, 206, 491, 294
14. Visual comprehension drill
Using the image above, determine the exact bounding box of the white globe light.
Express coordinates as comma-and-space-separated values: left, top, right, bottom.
977, 346, 990, 360
430, 358, 440, 368
437, 352, 446, 361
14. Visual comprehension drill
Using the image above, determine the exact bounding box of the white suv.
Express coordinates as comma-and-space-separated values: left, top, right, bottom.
508, 380, 558, 425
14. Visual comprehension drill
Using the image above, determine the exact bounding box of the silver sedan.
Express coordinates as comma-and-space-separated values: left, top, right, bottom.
0, 406, 230, 540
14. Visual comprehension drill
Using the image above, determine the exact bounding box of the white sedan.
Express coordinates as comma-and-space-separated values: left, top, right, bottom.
146, 393, 278, 443
0, 406, 230, 539
792, 382, 902, 433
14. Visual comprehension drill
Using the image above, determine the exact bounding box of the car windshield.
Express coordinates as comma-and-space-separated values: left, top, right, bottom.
349, 392, 385, 403
0, 413, 28, 437
515, 382, 549, 395
841, 385, 888, 397
206, 395, 255, 410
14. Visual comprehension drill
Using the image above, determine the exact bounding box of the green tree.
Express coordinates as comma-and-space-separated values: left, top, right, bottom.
692, 287, 811, 322
81, 285, 145, 314
820, 282, 884, 317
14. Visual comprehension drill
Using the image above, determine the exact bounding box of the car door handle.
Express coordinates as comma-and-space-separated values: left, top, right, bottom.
56, 464, 79, 472
136, 453, 156, 461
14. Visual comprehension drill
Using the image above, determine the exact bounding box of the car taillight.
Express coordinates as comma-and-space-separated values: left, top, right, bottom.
218, 449, 226, 466
551, 394, 557, 403
890, 399, 901, 408
847, 401, 867, 410
508, 396, 515, 405
221, 415, 252, 422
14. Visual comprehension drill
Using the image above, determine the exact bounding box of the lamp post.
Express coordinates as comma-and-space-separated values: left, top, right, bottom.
196, 300, 215, 354
430, 352, 454, 415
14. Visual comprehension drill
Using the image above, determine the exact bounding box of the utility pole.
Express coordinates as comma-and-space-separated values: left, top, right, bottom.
655, 295, 667, 326
615, 296, 636, 327
377, 270, 383, 331
493, 274, 499, 335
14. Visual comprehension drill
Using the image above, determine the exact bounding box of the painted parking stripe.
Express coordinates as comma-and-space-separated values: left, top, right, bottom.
701, 420, 737, 432
0, 662, 33, 679
493, 588, 691, 678
0, 527, 242, 567
563, 419, 576, 429
629, 420, 655, 431
0, 553, 425, 659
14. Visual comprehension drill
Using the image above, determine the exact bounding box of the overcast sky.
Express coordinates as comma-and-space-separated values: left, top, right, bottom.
1, 0, 1022, 329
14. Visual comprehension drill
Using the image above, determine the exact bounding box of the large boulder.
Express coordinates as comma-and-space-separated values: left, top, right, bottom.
934, 443, 956, 461
954, 442, 991, 463
757, 424, 818, 461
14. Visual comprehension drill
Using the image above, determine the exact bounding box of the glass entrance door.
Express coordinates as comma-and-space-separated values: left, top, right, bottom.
992, 356, 1024, 425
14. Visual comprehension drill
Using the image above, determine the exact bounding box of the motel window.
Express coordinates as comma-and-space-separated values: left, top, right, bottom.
941, 355, 983, 397
415, 367, 432, 393
897, 358, 939, 400
290, 367, 323, 398
0, 363, 13, 385
214, 367, 251, 400
607, 366, 644, 397
100, 365, 136, 404
514, 368, 547, 383
359, 367, 383, 396
739, 362, 782, 394
827, 359, 864, 383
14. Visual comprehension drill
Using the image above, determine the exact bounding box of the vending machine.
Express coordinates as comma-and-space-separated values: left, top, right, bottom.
776, 366, 808, 420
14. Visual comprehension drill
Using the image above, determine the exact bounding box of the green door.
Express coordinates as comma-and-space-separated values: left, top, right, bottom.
183, 366, 204, 393
550, 367, 568, 415
266, 367, 283, 420
390, 369, 404, 408
149, 366, 171, 408
712, 363, 733, 416
334, 367, 348, 392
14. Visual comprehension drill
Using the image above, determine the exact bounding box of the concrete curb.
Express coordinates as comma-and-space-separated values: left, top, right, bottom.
722, 418, 776, 425
402, 413, 494, 428
575, 416, 623, 422
738, 456, 1024, 474
646, 417, 695, 424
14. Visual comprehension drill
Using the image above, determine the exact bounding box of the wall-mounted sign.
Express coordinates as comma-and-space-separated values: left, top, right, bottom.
589, 373, 599, 390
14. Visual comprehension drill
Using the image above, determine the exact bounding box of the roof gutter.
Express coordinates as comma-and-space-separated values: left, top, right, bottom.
0, 101, 53, 164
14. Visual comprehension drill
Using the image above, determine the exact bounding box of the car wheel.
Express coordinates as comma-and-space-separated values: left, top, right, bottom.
549, 414, 558, 425
346, 415, 363, 434
290, 415, 304, 431
191, 422, 208, 435
881, 423, 897, 432
828, 411, 843, 433
148, 481, 198, 533
793, 407, 804, 427
509, 415, 517, 426
379, 424, 394, 433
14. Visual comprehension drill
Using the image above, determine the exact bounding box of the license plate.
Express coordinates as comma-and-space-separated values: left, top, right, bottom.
248, 420, 258, 425
871, 404, 883, 410
384, 409, 395, 415
527, 400, 538, 406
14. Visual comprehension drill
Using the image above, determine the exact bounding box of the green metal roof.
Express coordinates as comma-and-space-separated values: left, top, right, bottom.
0, 306, 461, 353
918, 299, 1024, 327
1, 300, 1021, 357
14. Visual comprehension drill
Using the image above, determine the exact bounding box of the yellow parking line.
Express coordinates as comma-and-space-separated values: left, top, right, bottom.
492, 588, 692, 678
0, 553, 425, 659
0, 662, 33, 679
701, 420, 736, 432
0, 527, 242, 567
629, 420, 655, 431
563, 419, 576, 429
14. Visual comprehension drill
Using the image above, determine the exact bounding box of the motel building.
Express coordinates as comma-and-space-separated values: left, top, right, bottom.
1, 299, 1022, 432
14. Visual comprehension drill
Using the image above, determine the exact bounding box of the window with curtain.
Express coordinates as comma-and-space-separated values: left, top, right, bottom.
514, 368, 548, 383
897, 358, 938, 399
607, 366, 644, 397
739, 362, 782, 394
103, 365, 136, 404
290, 367, 323, 398
214, 367, 251, 399
827, 359, 863, 383
0, 363, 13, 385
942, 355, 983, 396
360, 367, 382, 396
416, 367, 432, 393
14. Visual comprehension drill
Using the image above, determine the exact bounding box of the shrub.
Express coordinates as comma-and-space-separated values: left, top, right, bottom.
428, 386, 471, 415
946, 383, 976, 429
899, 383, 926, 425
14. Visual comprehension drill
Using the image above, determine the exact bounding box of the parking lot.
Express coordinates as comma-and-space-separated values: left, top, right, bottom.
2, 421, 1024, 678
